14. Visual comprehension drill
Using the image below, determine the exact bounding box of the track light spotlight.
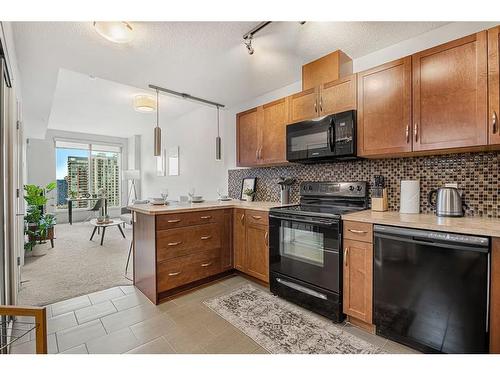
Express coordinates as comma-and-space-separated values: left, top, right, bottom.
244, 36, 254, 55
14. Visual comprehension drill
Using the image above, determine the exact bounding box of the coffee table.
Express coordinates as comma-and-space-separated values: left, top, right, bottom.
90, 219, 126, 246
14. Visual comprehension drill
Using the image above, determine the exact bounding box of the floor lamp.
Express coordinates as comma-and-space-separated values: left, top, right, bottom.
123, 169, 140, 205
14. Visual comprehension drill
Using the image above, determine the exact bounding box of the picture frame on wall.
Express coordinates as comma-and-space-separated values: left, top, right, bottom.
240, 177, 257, 201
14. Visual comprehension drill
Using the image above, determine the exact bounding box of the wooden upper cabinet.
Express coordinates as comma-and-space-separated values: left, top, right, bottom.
236, 108, 259, 167
259, 98, 288, 165
319, 74, 357, 116
412, 31, 488, 151
288, 87, 319, 123
357, 57, 412, 157
488, 26, 500, 145
302, 50, 353, 91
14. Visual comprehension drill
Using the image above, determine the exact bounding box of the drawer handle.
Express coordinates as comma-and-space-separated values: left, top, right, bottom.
168, 271, 181, 276
265, 231, 269, 246
167, 241, 182, 246
200, 235, 212, 240
201, 262, 212, 267
240, 214, 245, 223
348, 229, 367, 234
344, 247, 349, 267
200, 215, 212, 219
167, 219, 181, 223
252, 215, 262, 220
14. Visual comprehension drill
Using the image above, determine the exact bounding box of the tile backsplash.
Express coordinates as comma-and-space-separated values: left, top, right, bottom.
228, 152, 500, 218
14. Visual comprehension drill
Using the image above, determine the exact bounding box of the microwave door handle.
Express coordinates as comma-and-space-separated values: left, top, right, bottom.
328, 119, 335, 152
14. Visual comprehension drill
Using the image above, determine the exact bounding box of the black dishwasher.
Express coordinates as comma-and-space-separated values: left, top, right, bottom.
373, 225, 490, 354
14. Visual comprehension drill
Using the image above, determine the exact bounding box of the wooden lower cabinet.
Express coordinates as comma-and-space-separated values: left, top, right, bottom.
233, 210, 269, 283
343, 238, 373, 325
245, 222, 269, 282
233, 209, 246, 271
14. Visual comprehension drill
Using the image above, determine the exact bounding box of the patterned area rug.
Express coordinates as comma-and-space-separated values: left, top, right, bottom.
204, 284, 383, 354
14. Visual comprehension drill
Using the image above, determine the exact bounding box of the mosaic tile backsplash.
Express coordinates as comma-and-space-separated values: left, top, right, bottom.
228, 152, 500, 218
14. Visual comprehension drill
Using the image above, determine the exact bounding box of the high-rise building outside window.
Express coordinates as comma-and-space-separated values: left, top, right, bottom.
55, 140, 121, 209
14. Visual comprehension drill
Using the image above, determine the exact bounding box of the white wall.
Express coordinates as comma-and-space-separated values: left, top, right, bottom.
139, 106, 228, 201
26, 129, 129, 223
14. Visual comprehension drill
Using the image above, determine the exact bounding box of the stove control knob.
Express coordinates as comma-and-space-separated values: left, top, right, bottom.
308, 185, 313, 191
349, 185, 355, 192
357, 185, 363, 191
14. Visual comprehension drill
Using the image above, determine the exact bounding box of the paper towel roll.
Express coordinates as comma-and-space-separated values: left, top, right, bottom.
400, 180, 420, 214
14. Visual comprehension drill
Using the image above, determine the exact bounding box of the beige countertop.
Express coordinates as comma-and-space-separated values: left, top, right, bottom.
342, 210, 500, 238
128, 200, 289, 215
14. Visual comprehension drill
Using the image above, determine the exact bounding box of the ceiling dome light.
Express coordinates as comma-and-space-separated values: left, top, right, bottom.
134, 95, 156, 112
93, 21, 133, 44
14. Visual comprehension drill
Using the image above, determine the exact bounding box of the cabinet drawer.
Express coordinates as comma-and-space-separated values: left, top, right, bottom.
157, 249, 221, 292
343, 221, 373, 243
245, 210, 269, 226
156, 210, 223, 230
156, 223, 221, 262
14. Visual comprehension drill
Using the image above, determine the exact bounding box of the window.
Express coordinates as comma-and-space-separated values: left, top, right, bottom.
55, 140, 121, 209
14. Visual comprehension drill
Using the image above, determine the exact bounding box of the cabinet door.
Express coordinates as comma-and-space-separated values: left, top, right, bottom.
488, 27, 500, 145
412, 32, 488, 151
320, 74, 356, 116
288, 87, 319, 123
245, 223, 269, 282
259, 98, 288, 165
357, 57, 412, 157
221, 209, 233, 271
233, 209, 246, 272
236, 108, 260, 167
343, 239, 373, 324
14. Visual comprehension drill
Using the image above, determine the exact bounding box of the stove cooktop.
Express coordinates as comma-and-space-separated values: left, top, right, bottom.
270, 204, 365, 219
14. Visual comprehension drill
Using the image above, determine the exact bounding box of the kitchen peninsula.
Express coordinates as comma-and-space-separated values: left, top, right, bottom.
128, 201, 285, 305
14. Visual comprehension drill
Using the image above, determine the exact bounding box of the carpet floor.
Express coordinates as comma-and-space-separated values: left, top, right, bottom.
204, 284, 382, 354
18, 221, 133, 306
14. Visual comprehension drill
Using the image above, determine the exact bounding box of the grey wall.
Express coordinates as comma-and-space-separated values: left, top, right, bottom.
26, 129, 129, 223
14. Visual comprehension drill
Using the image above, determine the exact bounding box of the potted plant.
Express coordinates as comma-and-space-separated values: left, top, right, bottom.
24, 182, 57, 256
243, 188, 255, 202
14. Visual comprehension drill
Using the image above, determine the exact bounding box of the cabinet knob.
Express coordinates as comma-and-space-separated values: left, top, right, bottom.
406, 124, 410, 143
344, 247, 349, 267
168, 271, 181, 276
348, 229, 367, 234
265, 231, 269, 246
314, 100, 318, 113
319, 96, 323, 113
200, 235, 212, 240
167, 219, 181, 223
252, 215, 262, 220
414, 123, 418, 142
240, 214, 245, 223
200, 215, 211, 219
167, 241, 182, 246
201, 262, 212, 267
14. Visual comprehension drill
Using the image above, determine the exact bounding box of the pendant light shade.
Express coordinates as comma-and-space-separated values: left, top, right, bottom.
154, 89, 162, 156
215, 106, 222, 161
134, 95, 156, 112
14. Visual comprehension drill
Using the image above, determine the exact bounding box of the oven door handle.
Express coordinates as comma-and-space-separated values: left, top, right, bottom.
269, 215, 339, 227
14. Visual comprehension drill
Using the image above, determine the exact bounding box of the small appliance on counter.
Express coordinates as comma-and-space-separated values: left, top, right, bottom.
277, 177, 296, 204
286, 110, 356, 163
400, 180, 420, 214
269, 181, 369, 322
428, 186, 465, 217
371, 175, 388, 212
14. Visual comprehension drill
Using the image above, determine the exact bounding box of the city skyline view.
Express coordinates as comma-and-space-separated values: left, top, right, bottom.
56, 147, 121, 208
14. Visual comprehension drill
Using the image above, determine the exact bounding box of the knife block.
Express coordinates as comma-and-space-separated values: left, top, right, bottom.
371, 188, 388, 212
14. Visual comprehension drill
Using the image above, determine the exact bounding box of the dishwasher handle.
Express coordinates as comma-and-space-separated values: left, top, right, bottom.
374, 225, 489, 249
374, 232, 489, 253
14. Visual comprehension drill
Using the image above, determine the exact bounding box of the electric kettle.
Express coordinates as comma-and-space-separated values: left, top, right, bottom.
427, 187, 465, 217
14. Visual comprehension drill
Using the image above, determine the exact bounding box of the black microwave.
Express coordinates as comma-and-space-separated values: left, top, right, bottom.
286, 110, 356, 163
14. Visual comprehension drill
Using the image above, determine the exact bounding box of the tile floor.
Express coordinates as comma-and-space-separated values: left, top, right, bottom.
10, 275, 419, 354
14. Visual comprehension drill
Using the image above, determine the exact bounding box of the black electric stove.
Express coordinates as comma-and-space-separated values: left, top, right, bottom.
269, 181, 369, 322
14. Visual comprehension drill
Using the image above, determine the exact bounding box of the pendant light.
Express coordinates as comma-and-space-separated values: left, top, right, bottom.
154, 89, 161, 156
215, 105, 222, 161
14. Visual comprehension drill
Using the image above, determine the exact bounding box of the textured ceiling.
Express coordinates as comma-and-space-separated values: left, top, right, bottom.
12, 21, 448, 138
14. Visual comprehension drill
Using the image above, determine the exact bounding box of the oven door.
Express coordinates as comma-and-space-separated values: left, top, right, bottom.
269, 214, 341, 292
286, 116, 335, 162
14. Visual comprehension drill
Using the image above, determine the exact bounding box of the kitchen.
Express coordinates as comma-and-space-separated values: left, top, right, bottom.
128, 24, 500, 355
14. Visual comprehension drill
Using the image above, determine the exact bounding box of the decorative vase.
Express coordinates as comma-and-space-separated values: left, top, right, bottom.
31, 245, 48, 257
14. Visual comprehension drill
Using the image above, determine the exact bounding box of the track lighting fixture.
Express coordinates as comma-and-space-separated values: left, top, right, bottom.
244, 35, 254, 55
